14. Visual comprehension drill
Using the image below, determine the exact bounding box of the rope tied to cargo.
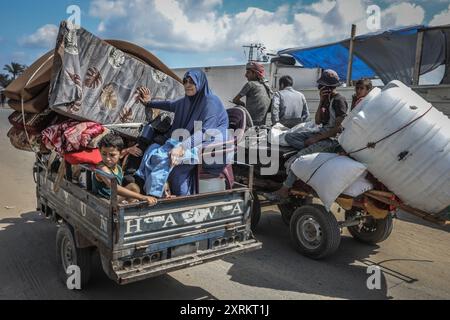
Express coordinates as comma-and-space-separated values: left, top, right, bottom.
305, 154, 340, 185
345, 104, 434, 156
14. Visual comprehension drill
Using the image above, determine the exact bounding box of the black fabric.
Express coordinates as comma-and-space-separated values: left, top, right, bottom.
319, 94, 348, 126
421, 30, 446, 76
441, 29, 450, 85
345, 29, 446, 85
123, 174, 145, 191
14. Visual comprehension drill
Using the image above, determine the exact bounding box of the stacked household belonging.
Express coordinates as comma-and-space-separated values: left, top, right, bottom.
4, 21, 184, 162
290, 80, 450, 217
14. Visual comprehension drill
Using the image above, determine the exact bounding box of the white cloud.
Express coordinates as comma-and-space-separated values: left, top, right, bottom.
12, 51, 27, 61
20, 24, 58, 49
309, 0, 336, 14
294, 13, 326, 43
88, 0, 428, 55
430, 4, 450, 26
89, 0, 127, 19
382, 2, 425, 28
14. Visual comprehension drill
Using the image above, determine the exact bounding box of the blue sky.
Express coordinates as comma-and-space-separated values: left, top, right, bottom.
1, 0, 449, 71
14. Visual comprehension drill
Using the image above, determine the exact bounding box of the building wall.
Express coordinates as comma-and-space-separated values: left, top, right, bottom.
173, 64, 319, 107
173, 65, 450, 118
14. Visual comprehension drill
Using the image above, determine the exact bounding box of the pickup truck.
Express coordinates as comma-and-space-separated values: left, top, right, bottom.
35, 158, 261, 287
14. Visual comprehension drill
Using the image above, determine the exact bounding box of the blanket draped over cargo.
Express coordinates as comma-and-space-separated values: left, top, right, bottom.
279, 25, 450, 85
48, 22, 185, 137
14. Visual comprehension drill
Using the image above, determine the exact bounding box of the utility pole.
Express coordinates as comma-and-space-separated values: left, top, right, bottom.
412, 30, 424, 86
346, 24, 357, 86
243, 44, 268, 62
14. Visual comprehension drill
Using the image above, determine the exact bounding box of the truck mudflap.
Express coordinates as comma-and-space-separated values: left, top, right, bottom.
111, 239, 261, 285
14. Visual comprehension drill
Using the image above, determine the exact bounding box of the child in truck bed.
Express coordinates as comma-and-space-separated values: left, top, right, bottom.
93, 133, 157, 206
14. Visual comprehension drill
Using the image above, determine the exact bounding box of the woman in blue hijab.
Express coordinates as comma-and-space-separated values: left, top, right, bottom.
138, 69, 229, 196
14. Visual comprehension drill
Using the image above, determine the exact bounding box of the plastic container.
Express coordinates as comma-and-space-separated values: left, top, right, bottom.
339, 80, 450, 213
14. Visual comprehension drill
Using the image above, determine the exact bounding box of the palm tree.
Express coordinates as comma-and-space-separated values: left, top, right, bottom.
0, 73, 11, 88
3, 62, 26, 80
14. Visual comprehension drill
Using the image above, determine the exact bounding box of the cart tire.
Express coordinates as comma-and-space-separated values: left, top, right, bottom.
251, 192, 261, 231
56, 223, 93, 288
290, 205, 341, 259
346, 211, 394, 244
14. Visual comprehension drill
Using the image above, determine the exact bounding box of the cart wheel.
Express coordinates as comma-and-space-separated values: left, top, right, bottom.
290, 204, 341, 259
251, 191, 261, 232
346, 210, 394, 244
56, 223, 93, 288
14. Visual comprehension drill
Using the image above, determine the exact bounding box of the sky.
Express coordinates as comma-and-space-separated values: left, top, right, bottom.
0, 0, 449, 71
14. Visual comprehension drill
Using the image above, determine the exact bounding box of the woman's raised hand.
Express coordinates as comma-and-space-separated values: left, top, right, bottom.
170, 146, 185, 167
138, 87, 152, 105
127, 144, 143, 157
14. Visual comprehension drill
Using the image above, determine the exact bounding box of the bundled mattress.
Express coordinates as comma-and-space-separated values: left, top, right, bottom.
49, 21, 184, 137
8, 109, 56, 134
7, 127, 49, 154
5, 28, 182, 119
3, 50, 54, 102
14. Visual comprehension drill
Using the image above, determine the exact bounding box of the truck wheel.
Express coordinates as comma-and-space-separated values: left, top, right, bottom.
251, 191, 261, 232
346, 210, 394, 244
290, 205, 341, 259
56, 223, 93, 288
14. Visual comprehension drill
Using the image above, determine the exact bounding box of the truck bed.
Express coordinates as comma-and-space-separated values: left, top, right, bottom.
35, 161, 261, 284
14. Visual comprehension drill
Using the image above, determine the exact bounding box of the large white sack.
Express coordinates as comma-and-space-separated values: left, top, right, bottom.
291, 153, 368, 210
342, 175, 374, 197
339, 80, 450, 213
270, 123, 289, 146
274, 121, 322, 147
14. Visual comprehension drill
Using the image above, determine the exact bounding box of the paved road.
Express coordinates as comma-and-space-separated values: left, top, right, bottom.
0, 108, 449, 300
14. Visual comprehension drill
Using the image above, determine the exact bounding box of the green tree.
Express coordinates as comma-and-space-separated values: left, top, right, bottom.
3, 62, 26, 80
0, 73, 11, 88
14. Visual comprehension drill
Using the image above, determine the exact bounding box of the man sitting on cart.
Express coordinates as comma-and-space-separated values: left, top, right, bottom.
267, 69, 348, 201
283, 69, 348, 154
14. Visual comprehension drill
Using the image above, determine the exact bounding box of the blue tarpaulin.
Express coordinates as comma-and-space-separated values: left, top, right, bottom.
285, 43, 376, 80
278, 25, 449, 84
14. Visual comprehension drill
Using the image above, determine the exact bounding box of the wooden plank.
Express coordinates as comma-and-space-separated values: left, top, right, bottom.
365, 193, 449, 226
412, 31, 425, 86
346, 24, 357, 86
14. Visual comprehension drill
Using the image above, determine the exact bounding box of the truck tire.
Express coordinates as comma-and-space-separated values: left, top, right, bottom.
290, 204, 341, 259
56, 223, 93, 288
251, 191, 261, 232
346, 210, 394, 245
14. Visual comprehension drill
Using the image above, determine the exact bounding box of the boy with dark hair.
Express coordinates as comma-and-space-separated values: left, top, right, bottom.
351, 78, 373, 110
93, 133, 157, 205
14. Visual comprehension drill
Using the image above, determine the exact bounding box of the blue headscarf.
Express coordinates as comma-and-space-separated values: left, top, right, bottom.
170, 69, 229, 150
142, 69, 230, 195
